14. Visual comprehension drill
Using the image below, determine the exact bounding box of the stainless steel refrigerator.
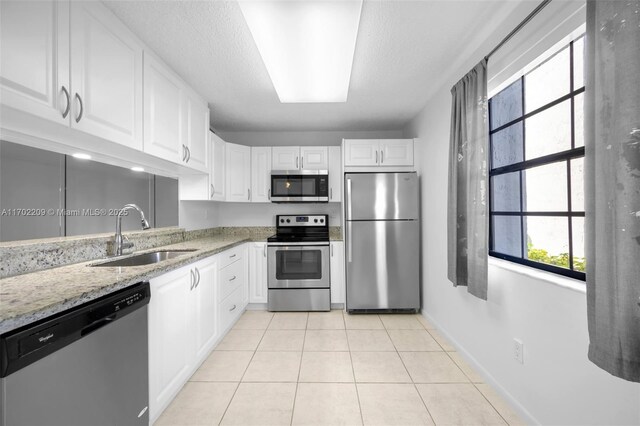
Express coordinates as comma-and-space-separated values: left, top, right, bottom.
345, 172, 420, 312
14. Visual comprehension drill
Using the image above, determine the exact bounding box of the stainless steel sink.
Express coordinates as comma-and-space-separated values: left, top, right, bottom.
91, 249, 198, 267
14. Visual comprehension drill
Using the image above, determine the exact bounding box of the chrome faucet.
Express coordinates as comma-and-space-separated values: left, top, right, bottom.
114, 204, 150, 256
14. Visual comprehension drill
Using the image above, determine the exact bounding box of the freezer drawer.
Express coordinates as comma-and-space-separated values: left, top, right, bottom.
345, 172, 419, 221
346, 220, 420, 310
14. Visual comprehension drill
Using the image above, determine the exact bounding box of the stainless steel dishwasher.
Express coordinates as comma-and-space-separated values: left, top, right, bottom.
0, 282, 150, 426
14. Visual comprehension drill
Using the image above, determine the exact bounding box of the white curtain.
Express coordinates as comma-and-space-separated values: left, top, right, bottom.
585, 0, 640, 382
447, 59, 489, 300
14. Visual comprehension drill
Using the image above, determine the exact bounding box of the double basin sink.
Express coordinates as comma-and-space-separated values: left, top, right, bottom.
91, 249, 198, 267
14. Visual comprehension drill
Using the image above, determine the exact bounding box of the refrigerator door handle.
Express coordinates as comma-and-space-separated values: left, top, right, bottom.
347, 224, 353, 263
346, 178, 352, 220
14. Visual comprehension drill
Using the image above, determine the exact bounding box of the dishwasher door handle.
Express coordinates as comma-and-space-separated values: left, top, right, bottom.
81, 314, 117, 336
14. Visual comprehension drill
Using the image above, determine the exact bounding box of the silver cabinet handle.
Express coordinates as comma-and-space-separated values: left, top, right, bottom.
248, 188, 251, 201
195, 267, 201, 288
190, 269, 195, 290
74, 93, 83, 123
301, 156, 304, 169
182, 145, 187, 161
331, 244, 334, 257
229, 304, 237, 312
268, 189, 271, 200
330, 188, 333, 200
263, 244, 267, 257
61, 86, 70, 118
296, 156, 299, 169
185, 146, 191, 163
229, 275, 237, 282
381, 151, 384, 164
211, 184, 214, 198
229, 253, 237, 258
375, 150, 378, 164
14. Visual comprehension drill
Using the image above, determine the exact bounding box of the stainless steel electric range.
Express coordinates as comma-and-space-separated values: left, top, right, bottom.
267, 215, 330, 311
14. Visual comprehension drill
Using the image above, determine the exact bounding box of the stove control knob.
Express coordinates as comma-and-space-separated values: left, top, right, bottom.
280, 219, 284, 223
286, 219, 291, 223
320, 218, 324, 223
314, 219, 318, 223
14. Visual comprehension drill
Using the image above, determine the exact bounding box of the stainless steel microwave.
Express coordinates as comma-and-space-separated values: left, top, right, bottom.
270, 171, 329, 203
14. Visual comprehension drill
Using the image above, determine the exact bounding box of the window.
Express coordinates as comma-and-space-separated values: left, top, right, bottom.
488, 36, 585, 280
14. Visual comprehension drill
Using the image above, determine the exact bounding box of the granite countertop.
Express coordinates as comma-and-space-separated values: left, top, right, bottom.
0, 234, 267, 335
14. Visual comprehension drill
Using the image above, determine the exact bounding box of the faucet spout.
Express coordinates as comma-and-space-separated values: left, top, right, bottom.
114, 204, 150, 256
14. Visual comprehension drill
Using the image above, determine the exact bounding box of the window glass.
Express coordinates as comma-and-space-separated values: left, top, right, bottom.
493, 216, 522, 257
572, 217, 586, 272
491, 122, 523, 168
525, 100, 572, 160
490, 79, 523, 129
573, 37, 584, 89
522, 162, 568, 212
491, 172, 520, 212
570, 158, 584, 211
524, 216, 570, 269
574, 92, 585, 148
524, 46, 570, 113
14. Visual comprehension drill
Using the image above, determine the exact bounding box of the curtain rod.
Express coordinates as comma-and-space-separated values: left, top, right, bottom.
485, 0, 553, 62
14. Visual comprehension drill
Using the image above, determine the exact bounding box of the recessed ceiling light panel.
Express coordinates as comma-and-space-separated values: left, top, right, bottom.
72, 153, 92, 160
239, 0, 363, 103
131, 166, 145, 172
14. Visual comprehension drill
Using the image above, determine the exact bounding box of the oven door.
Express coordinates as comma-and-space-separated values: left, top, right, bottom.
270, 173, 328, 202
267, 244, 330, 289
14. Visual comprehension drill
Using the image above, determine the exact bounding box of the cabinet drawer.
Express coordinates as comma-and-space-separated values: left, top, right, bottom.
219, 257, 244, 300
219, 287, 243, 332
219, 245, 243, 269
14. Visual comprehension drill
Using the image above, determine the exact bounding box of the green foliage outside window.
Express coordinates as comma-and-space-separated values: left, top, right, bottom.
527, 239, 586, 272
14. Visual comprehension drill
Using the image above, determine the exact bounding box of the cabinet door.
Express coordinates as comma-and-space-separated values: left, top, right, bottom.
193, 257, 218, 362
330, 241, 345, 304
272, 146, 299, 170
210, 132, 226, 200
251, 147, 271, 203
225, 142, 251, 202
380, 139, 414, 166
344, 140, 379, 166
149, 266, 192, 422
328, 146, 342, 202
0, 0, 70, 125
300, 146, 328, 170
184, 91, 209, 173
70, 2, 143, 149
248, 242, 268, 303
143, 53, 183, 163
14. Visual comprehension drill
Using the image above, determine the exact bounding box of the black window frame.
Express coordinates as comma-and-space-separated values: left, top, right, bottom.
488, 37, 586, 281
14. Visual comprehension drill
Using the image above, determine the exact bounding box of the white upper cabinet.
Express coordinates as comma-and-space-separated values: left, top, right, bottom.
271, 146, 299, 170
225, 142, 251, 202
0, 0, 70, 125
70, 2, 143, 149
143, 52, 183, 163
344, 139, 379, 166
183, 89, 209, 173
251, 147, 272, 203
328, 146, 342, 202
300, 146, 328, 170
271, 146, 328, 170
344, 139, 414, 168
210, 132, 226, 201
380, 139, 414, 166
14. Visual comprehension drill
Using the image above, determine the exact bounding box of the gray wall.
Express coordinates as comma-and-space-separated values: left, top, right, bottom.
0, 141, 178, 241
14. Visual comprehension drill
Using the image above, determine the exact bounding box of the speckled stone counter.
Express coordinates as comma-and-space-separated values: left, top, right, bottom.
0, 231, 275, 335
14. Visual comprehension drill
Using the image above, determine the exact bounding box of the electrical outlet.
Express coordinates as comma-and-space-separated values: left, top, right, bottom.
513, 339, 524, 364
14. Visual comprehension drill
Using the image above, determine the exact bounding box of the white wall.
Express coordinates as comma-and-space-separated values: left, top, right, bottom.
218, 129, 402, 147
179, 201, 219, 231
403, 23, 640, 426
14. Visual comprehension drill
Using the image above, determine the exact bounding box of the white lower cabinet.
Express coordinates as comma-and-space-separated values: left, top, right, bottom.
248, 242, 268, 303
330, 241, 345, 304
192, 256, 219, 361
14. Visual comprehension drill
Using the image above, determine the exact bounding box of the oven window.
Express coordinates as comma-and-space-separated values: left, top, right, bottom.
275, 249, 322, 280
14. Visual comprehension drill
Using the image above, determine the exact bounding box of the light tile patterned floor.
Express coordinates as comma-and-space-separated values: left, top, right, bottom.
155, 310, 525, 426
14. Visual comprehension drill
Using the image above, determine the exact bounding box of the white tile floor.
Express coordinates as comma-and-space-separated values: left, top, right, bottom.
155, 310, 525, 426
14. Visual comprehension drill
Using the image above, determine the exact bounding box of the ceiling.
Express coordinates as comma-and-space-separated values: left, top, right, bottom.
104, 0, 535, 132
